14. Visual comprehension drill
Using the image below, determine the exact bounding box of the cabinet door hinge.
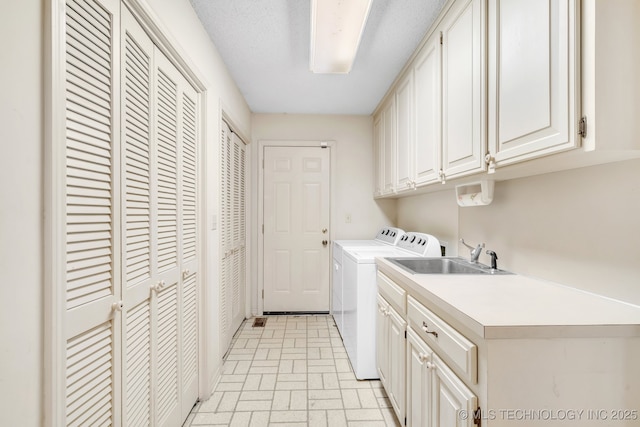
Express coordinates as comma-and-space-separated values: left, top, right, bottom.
474, 407, 482, 426
404, 416, 407, 426
404, 330, 407, 339
262, 224, 264, 234
262, 289, 264, 299
578, 116, 587, 138
440, 31, 443, 45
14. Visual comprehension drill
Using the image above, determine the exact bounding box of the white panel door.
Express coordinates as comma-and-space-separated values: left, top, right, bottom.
488, 0, 578, 164
395, 73, 414, 191
413, 31, 442, 187
441, 0, 486, 180
375, 295, 390, 387
63, 0, 121, 424
263, 146, 330, 312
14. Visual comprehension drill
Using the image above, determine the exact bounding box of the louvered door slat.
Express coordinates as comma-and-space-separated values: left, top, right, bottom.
65, 321, 113, 426
157, 284, 179, 425
156, 66, 178, 272
125, 300, 151, 426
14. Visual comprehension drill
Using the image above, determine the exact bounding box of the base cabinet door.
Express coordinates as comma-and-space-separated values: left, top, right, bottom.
387, 305, 407, 421
432, 354, 477, 427
376, 295, 390, 386
406, 327, 477, 427
406, 327, 433, 427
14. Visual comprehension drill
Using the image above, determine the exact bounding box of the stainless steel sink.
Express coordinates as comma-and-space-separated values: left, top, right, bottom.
386, 257, 513, 275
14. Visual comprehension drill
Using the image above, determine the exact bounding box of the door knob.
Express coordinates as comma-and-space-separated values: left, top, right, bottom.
322, 240, 328, 246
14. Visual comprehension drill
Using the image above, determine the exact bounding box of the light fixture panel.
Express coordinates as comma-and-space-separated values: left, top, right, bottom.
310, 0, 373, 74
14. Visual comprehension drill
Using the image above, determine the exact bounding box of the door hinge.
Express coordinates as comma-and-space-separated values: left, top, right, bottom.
474, 407, 482, 426
404, 416, 407, 426
320, 141, 328, 149
578, 116, 587, 138
404, 330, 407, 339
262, 158, 264, 169
262, 289, 264, 299
440, 31, 443, 45
262, 224, 264, 234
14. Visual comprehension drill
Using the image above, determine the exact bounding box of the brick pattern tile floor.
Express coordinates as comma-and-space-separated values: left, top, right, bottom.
184, 315, 401, 427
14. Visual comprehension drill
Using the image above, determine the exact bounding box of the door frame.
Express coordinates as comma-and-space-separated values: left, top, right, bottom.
256, 140, 336, 315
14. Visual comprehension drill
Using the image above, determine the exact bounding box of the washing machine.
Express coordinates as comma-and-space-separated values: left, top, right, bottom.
332, 227, 404, 337
341, 232, 442, 379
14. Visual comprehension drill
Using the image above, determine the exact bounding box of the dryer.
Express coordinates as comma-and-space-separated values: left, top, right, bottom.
332, 227, 404, 337
341, 232, 441, 379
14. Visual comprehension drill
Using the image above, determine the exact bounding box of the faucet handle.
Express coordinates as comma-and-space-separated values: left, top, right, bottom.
460, 238, 474, 250
486, 250, 498, 270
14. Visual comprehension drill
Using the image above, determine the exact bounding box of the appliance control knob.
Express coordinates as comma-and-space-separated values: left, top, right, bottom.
411, 236, 416, 243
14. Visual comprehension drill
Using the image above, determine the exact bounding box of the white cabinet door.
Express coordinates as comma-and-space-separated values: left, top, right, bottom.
395, 73, 414, 191
488, 0, 579, 165
406, 327, 433, 427
432, 354, 477, 427
382, 99, 396, 194
387, 305, 407, 423
376, 295, 390, 387
413, 32, 442, 187
373, 115, 384, 196
441, 0, 486, 181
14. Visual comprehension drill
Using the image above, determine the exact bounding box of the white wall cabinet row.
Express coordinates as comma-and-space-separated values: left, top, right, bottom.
56, 0, 200, 425
375, 0, 581, 197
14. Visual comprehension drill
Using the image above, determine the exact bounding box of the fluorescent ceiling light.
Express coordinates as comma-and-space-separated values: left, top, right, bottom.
310, 0, 373, 74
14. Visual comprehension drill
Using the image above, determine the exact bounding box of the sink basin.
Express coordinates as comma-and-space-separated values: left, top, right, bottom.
386, 257, 513, 275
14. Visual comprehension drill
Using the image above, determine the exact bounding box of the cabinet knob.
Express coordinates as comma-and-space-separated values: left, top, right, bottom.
418, 352, 429, 363
151, 280, 166, 293
426, 361, 435, 370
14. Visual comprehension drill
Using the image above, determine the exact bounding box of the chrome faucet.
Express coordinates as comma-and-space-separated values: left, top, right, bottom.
460, 239, 485, 263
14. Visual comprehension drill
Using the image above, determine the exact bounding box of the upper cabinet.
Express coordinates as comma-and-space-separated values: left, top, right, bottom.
374, 0, 639, 198
441, 0, 487, 182
487, 0, 579, 167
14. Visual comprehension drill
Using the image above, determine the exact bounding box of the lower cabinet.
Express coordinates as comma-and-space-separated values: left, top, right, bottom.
376, 294, 407, 423
378, 276, 478, 427
407, 327, 477, 427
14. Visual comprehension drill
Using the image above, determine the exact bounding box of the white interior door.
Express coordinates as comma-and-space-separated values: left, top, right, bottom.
263, 146, 330, 312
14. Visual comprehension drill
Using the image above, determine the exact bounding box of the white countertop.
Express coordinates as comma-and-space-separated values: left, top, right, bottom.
376, 257, 640, 339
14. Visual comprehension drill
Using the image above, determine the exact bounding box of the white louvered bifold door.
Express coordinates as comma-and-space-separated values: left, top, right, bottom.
120, 6, 153, 426
179, 76, 199, 420
220, 121, 233, 352
151, 48, 182, 427
230, 133, 246, 334
63, 0, 121, 425
219, 122, 246, 354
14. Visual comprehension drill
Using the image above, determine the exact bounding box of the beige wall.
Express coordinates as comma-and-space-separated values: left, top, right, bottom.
250, 114, 397, 313
0, 0, 251, 425
0, 2, 43, 425
397, 158, 640, 305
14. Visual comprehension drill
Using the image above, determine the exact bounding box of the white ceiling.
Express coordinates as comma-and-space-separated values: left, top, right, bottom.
189, 0, 447, 115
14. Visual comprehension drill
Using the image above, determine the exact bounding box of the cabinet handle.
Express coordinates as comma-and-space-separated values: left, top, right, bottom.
421, 321, 439, 338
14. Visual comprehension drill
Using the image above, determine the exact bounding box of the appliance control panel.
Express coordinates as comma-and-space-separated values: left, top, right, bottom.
373, 227, 405, 245
397, 232, 442, 257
